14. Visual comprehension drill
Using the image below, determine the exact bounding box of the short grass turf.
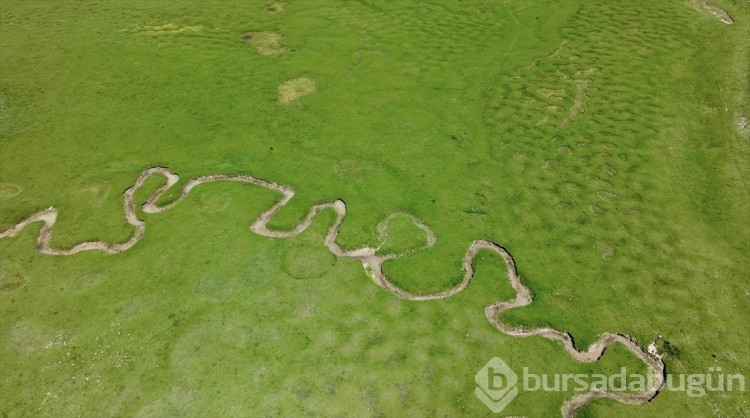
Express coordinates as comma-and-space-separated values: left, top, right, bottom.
1, 0, 749, 416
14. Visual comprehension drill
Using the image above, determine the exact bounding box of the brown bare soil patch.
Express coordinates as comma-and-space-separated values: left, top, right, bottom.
265, 2, 286, 15
241, 31, 290, 56
278, 77, 316, 108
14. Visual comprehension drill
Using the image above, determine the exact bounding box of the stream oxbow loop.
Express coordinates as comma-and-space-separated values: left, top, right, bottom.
0, 166, 666, 417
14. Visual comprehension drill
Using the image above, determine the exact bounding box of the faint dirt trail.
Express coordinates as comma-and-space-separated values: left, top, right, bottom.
0, 166, 665, 417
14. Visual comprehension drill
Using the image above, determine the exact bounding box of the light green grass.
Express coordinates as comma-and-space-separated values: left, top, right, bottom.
1, 0, 748, 416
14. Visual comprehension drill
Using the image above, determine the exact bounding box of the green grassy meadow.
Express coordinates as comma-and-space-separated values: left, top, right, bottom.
1, 1, 748, 416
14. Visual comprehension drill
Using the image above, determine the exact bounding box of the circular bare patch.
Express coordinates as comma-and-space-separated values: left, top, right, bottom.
264, 2, 285, 14
0, 183, 21, 200
0, 260, 28, 294
242, 31, 289, 56
282, 247, 335, 279
277, 77, 316, 108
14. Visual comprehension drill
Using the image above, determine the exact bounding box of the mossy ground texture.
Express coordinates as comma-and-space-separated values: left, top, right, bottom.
1, 1, 748, 417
